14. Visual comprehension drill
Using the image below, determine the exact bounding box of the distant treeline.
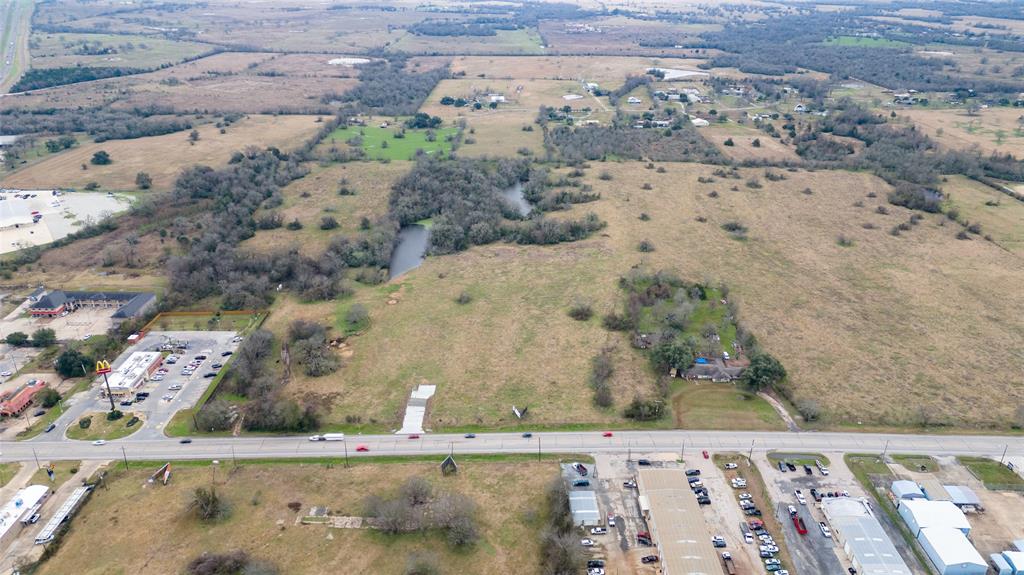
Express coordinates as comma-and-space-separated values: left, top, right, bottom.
330, 58, 449, 116
544, 124, 725, 164
0, 107, 196, 142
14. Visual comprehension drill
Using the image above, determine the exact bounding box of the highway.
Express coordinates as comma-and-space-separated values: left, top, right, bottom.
0, 0, 31, 93
1, 429, 1020, 464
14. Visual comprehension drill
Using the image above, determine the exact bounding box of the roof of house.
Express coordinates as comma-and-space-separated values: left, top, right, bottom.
918, 527, 985, 568
900, 499, 970, 532
31, 291, 68, 310
683, 360, 744, 380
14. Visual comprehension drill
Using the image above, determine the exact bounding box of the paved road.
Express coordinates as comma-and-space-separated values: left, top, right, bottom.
1, 430, 1020, 464
0, 0, 31, 93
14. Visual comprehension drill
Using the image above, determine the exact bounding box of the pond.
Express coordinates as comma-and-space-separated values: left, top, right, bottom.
389, 224, 430, 279
499, 182, 532, 217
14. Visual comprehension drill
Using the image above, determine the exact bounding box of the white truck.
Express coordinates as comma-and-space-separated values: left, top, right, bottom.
309, 433, 345, 441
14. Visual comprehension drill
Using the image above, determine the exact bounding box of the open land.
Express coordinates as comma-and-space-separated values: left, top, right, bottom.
896, 107, 1024, 157
1, 115, 324, 191
28, 32, 212, 69
34, 459, 556, 575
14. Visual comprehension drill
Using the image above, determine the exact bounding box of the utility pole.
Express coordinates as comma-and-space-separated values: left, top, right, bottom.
191, 411, 200, 432
32, 447, 40, 470
537, 436, 542, 461
680, 441, 685, 462
1000, 444, 1008, 466
343, 440, 349, 468
121, 446, 129, 471
231, 446, 237, 468
881, 439, 890, 460
748, 439, 755, 462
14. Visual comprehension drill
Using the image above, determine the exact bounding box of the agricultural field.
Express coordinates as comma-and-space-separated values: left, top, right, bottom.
28, 32, 212, 69
1, 115, 323, 191
32, 459, 558, 575
449, 55, 709, 87
294, 162, 1023, 430
538, 15, 718, 55
823, 35, 909, 48
391, 29, 545, 55
897, 107, 1024, 157
242, 161, 410, 256
321, 124, 459, 161
943, 175, 1024, 255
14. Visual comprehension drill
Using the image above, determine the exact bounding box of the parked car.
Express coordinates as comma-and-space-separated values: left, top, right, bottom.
623, 480, 637, 489
638, 459, 652, 466
119, 400, 133, 407
204, 372, 217, 378
572, 479, 590, 487
169, 384, 182, 391
698, 496, 712, 505
33, 409, 45, 417
787, 505, 798, 517
778, 461, 787, 472
724, 462, 738, 470
702, 450, 709, 459
712, 536, 726, 548
221, 351, 233, 357
45, 423, 56, 433
685, 469, 701, 476
211, 363, 223, 369
580, 538, 596, 547
587, 560, 605, 569
819, 522, 832, 537
574, 462, 589, 476
641, 556, 659, 564
607, 514, 615, 527
590, 527, 607, 535
803, 465, 813, 475
786, 462, 797, 471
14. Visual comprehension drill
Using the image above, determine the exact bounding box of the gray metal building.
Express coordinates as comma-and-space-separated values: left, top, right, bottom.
568, 490, 600, 526
822, 497, 912, 575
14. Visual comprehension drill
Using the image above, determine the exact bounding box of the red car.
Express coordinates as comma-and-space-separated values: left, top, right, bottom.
702, 450, 710, 459
603, 431, 613, 437
408, 434, 420, 439
356, 445, 369, 452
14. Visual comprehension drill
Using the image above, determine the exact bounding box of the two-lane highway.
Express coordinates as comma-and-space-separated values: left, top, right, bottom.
1, 430, 1019, 463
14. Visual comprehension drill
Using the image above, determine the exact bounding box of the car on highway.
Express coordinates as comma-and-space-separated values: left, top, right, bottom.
638, 459, 651, 466
45, 423, 56, 433
119, 400, 132, 407
356, 445, 369, 452
408, 434, 420, 439
602, 431, 613, 437
161, 394, 174, 401
464, 433, 476, 438
221, 350, 233, 357
521, 432, 532, 438
211, 363, 223, 369
92, 440, 106, 446
180, 438, 192, 444
204, 372, 217, 378
0, 371, 11, 377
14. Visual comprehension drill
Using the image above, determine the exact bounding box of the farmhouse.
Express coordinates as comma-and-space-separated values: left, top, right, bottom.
488, 93, 506, 103
682, 358, 744, 382
29, 290, 156, 324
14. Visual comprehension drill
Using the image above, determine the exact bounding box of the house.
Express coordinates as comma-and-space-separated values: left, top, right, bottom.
682, 358, 744, 382
346, 116, 366, 126
667, 93, 681, 101
894, 93, 917, 105
793, 103, 808, 113
652, 120, 671, 128
488, 93, 506, 103
627, 96, 642, 105
584, 82, 599, 93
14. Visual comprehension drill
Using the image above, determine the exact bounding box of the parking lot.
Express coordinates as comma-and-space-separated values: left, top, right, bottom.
29, 330, 240, 441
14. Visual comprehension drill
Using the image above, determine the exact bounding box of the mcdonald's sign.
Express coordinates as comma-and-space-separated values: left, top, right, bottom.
95, 360, 112, 374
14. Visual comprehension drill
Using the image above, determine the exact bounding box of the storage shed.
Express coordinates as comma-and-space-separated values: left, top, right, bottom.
891, 480, 926, 500
568, 490, 600, 526
943, 485, 982, 510
990, 553, 1012, 575
920, 479, 952, 501
898, 499, 971, 536
917, 527, 986, 575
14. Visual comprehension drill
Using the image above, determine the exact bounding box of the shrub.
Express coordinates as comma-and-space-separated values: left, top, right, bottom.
106, 409, 124, 421
966, 222, 982, 234
598, 171, 612, 181
723, 138, 735, 146
186, 550, 249, 575
751, 138, 761, 147
79, 416, 92, 429
602, 312, 635, 331
90, 150, 111, 165
286, 219, 302, 230
795, 398, 821, 422
590, 347, 614, 408
639, 213, 650, 221
745, 178, 762, 189
189, 487, 225, 521
637, 239, 655, 252
455, 291, 472, 305
801, 187, 812, 195
319, 216, 339, 230
956, 230, 971, 240
837, 234, 854, 247
641, 183, 652, 190
346, 303, 369, 329
568, 300, 593, 321
37, 388, 61, 408
135, 172, 152, 190
405, 554, 441, 575
623, 397, 665, 421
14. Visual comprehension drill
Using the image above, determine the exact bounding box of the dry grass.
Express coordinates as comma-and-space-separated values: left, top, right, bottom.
701, 123, 801, 162
34, 460, 556, 575
944, 175, 1024, 255
288, 162, 1024, 430
898, 107, 1024, 156
450, 55, 708, 87
241, 161, 409, 256
1, 115, 323, 191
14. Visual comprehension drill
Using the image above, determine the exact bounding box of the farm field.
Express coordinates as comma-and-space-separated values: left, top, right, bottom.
242, 161, 410, 256
321, 124, 458, 161
944, 175, 1024, 255
823, 35, 909, 48
294, 162, 1024, 430
28, 32, 212, 69
390, 28, 544, 55
1, 115, 323, 191
701, 123, 801, 162
449, 55, 708, 87
896, 107, 1024, 157
32, 459, 557, 575
538, 16, 717, 55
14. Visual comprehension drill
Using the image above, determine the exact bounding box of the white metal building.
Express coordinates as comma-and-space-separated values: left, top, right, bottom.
568, 490, 600, 526
102, 351, 162, 396
998, 551, 1024, 574
0, 485, 50, 549
891, 480, 925, 500
990, 553, 1012, 575
821, 497, 912, 575
898, 499, 971, 536
917, 527, 986, 575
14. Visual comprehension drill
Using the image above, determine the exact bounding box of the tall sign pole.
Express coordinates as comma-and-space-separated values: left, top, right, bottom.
95, 360, 116, 412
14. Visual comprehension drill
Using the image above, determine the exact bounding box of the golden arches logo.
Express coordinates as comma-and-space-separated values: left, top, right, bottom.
95, 360, 112, 374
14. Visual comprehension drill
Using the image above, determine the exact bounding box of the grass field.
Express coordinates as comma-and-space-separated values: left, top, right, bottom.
672, 384, 783, 430
29, 460, 81, 486
283, 161, 1024, 430
153, 312, 265, 333
33, 459, 557, 575
824, 35, 909, 48
1, 115, 323, 191
701, 123, 801, 162
897, 107, 1024, 157
321, 124, 458, 161
29, 32, 211, 69
448, 55, 709, 87
65, 411, 142, 441
891, 454, 937, 473
958, 457, 1024, 489
0, 463, 19, 487
943, 175, 1024, 255
241, 161, 410, 257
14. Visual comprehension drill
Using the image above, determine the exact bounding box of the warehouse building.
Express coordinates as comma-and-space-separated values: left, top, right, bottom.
638, 469, 720, 575
568, 490, 600, 526
0, 485, 50, 549
101, 351, 162, 397
890, 480, 926, 501
898, 499, 970, 537
991, 553, 1012, 575
943, 485, 982, 511
917, 527, 986, 575
821, 497, 912, 575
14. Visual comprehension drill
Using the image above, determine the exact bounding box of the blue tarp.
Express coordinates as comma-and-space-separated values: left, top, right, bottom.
695, 358, 709, 364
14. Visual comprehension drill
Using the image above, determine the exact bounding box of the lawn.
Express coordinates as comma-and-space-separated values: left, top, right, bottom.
29, 31, 212, 69
824, 35, 909, 48
1, 115, 323, 191
891, 454, 938, 473
391, 28, 544, 55
33, 459, 558, 575
65, 411, 143, 441
152, 311, 266, 333
17, 379, 90, 440
958, 457, 1024, 489
766, 452, 830, 466
29, 460, 81, 486
0, 463, 20, 487
321, 124, 458, 161
672, 384, 784, 431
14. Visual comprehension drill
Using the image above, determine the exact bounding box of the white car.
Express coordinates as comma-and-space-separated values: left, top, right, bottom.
92, 440, 106, 446
169, 384, 182, 391
590, 527, 607, 535
739, 493, 753, 500
162, 394, 174, 401
82, 334, 92, 340
151, 375, 164, 381
765, 558, 781, 566
744, 533, 754, 544
819, 522, 832, 538
0, 371, 11, 377
581, 538, 596, 547
724, 462, 738, 470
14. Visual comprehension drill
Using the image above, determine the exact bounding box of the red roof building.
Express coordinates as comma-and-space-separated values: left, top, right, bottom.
0, 380, 47, 417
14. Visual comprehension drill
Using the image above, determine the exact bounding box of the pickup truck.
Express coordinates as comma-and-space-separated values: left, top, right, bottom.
721, 552, 737, 575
